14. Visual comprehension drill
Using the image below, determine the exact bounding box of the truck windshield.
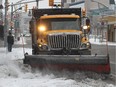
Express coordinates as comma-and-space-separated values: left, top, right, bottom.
39, 18, 80, 30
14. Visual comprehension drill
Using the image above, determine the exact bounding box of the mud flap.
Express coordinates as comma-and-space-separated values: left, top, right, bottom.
24, 55, 110, 74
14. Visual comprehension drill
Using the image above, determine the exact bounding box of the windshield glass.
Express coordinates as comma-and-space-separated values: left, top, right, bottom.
39, 18, 80, 30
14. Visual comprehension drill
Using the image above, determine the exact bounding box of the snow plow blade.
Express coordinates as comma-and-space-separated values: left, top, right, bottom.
23, 55, 110, 74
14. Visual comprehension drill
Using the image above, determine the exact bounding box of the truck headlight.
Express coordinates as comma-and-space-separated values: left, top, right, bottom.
83, 26, 88, 30
42, 45, 48, 50
38, 44, 48, 50
86, 42, 91, 49
81, 42, 91, 49
38, 25, 46, 32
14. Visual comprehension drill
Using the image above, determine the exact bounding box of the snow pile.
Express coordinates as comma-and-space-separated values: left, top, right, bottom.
0, 47, 31, 78
0, 62, 20, 78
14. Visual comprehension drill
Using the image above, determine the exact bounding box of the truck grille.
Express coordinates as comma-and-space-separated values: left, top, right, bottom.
48, 33, 80, 49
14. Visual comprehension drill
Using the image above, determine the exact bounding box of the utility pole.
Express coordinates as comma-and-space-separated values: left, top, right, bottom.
11, 3, 13, 32
4, 0, 8, 47
36, 0, 39, 8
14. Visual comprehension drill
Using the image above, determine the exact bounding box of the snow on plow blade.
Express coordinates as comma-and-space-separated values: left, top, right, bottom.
24, 55, 110, 74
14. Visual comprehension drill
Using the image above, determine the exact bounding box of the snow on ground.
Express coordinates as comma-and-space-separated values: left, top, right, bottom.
0, 37, 116, 87
0, 47, 115, 87
15, 36, 27, 45
89, 38, 116, 46
89, 35, 116, 46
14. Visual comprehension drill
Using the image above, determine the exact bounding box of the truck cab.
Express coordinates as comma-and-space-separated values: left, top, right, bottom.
30, 8, 91, 55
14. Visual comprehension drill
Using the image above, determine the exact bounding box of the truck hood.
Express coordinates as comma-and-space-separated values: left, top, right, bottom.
38, 30, 82, 45
42, 30, 82, 36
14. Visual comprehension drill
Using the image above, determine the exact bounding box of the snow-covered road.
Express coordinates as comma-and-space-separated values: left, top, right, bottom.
0, 47, 115, 87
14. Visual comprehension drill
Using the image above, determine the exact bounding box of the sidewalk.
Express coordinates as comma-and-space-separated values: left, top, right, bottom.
89, 38, 116, 46
0, 39, 4, 47
0, 37, 27, 48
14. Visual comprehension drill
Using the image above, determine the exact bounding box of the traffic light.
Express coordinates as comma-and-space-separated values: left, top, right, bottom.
25, 4, 28, 12
49, 0, 54, 6
86, 18, 90, 32
82, 9, 86, 17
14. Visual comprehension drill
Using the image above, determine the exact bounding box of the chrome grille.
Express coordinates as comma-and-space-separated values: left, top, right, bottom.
48, 33, 80, 49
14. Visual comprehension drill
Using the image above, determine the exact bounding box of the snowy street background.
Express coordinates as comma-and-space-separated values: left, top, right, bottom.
0, 36, 116, 87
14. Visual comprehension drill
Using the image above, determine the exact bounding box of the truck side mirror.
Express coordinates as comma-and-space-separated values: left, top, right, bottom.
29, 21, 32, 33
86, 18, 90, 26
86, 18, 90, 33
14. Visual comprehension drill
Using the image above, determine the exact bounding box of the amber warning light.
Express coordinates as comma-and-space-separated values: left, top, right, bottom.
82, 9, 86, 17
49, 0, 54, 6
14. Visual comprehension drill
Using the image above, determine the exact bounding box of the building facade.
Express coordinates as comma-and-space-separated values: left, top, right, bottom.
20, 12, 31, 35
85, 0, 110, 12
62, 0, 83, 3
85, 0, 116, 42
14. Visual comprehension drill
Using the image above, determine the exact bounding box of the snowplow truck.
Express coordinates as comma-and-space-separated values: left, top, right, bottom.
24, 8, 110, 74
